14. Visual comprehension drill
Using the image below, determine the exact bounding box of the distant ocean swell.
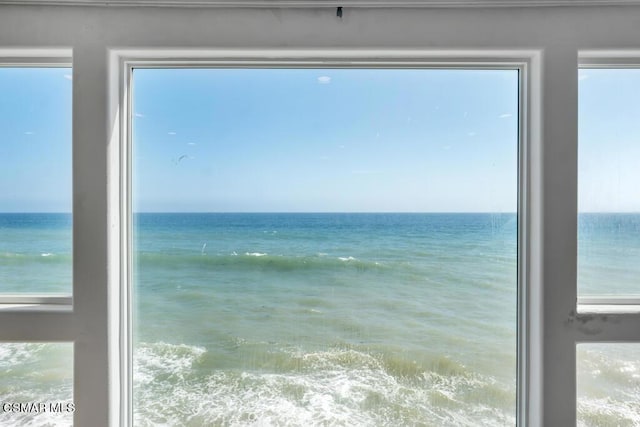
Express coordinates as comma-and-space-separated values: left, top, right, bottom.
136, 252, 388, 273
0, 252, 70, 264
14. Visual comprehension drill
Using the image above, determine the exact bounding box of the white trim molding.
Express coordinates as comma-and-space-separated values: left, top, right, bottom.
2, 0, 640, 7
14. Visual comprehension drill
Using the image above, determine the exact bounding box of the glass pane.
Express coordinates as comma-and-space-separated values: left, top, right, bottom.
577, 344, 640, 426
578, 68, 640, 297
0, 68, 72, 295
132, 68, 519, 425
0, 342, 74, 425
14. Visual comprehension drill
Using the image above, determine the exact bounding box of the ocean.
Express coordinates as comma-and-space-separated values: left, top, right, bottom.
0, 213, 638, 426
0, 213, 72, 294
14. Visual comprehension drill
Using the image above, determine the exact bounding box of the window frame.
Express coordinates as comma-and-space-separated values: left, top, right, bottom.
576, 53, 640, 311
0, 51, 73, 310
112, 49, 541, 426
2, 10, 640, 425
572, 53, 640, 423
0, 49, 77, 426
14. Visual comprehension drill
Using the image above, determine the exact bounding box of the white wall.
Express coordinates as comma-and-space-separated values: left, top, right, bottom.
1, 4, 640, 426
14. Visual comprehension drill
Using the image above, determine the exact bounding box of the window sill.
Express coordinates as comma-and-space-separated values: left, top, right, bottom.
578, 298, 640, 314
578, 304, 640, 315
0, 295, 73, 312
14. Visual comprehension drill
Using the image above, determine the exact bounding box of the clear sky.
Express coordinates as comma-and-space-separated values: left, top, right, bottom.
0, 67, 638, 213
0, 67, 72, 212
578, 68, 640, 212
132, 68, 518, 212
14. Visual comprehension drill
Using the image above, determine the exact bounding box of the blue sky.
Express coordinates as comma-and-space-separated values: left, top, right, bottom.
0, 67, 637, 212
0, 68, 72, 212
132, 68, 518, 212
578, 68, 640, 212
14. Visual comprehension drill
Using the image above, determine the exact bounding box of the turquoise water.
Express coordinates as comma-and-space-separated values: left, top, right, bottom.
132, 213, 518, 426
578, 213, 640, 296
0, 213, 72, 294
1, 213, 639, 425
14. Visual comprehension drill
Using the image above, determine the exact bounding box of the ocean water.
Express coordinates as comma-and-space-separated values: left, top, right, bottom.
0, 342, 73, 427
577, 344, 640, 427
1, 213, 639, 426
132, 213, 518, 426
578, 213, 640, 296
0, 213, 72, 294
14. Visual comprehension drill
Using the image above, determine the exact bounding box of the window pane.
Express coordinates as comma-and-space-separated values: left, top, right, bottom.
578, 69, 640, 297
0, 343, 74, 425
132, 68, 519, 425
577, 344, 640, 426
0, 68, 72, 295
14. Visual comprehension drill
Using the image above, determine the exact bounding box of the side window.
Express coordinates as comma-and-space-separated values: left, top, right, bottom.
577, 67, 640, 426
0, 67, 72, 296
578, 68, 640, 298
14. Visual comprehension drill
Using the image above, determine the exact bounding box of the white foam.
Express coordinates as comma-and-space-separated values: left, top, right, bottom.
0, 343, 49, 368
0, 411, 73, 427
245, 252, 267, 257
338, 256, 356, 262
0, 343, 73, 427
578, 397, 640, 426
134, 342, 205, 386
133, 343, 515, 427
577, 347, 640, 426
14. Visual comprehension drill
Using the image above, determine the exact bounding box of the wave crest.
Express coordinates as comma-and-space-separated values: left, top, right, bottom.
137, 252, 386, 273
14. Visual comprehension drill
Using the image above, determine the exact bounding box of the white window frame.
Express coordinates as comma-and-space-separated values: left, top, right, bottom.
571, 51, 640, 423
1, 4, 640, 427
110, 49, 542, 426
0, 50, 73, 311
576, 52, 640, 312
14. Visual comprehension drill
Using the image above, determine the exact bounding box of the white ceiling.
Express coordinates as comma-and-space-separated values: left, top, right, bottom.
1, 0, 640, 7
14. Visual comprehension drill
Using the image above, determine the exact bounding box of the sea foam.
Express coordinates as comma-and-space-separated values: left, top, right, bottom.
133, 341, 516, 427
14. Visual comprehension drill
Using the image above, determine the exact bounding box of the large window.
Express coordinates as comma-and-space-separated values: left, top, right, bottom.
131, 67, 519, 425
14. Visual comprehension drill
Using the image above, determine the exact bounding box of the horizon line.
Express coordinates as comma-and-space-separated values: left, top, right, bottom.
3, 211, 640, 215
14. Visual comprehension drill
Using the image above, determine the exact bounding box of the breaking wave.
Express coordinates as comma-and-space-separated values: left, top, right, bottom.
133, 341, 515, 426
